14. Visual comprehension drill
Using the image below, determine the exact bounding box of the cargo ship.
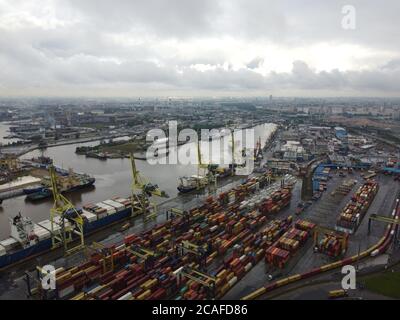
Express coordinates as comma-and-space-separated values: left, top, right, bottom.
1, 172, 291, 271
43, 174, 297, 300
177, 175, 208, 193
0, 196, 133, 269
26, 173, 96, 201
177, 165, 231, 193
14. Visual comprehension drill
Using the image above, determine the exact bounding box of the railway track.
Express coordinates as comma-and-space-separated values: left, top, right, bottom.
242, 197, 400, 300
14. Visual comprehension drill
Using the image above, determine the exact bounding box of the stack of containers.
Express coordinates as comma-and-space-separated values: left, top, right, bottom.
81, 210, 97, 223
336, 181, 378, 233
295, 219, 316, 232
265, 246, 290, 269
112, 197, 131, 208
96, 202, 116, 216
52, 173, 295, 300
0, 244, 6, 257
33, 224, 51, 241
265, 223, 309, 269
318, 233, 347, 257
83, 203, 108, 219
102, 199, 125, 212
277, 237, 299, 253
283, 228, 309, 244
0, 237, 19, 252
259, 189, 291, 215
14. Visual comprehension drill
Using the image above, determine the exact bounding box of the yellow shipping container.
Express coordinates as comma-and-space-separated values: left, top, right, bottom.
137, 289, 151, 300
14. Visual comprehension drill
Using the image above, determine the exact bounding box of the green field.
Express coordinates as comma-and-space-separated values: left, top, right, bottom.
363, 271, 400, 299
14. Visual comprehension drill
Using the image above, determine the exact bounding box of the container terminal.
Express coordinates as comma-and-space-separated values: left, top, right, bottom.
0, 117, 399, 301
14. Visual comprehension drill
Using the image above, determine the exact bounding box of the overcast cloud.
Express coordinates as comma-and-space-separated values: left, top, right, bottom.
0, 0, 399, 97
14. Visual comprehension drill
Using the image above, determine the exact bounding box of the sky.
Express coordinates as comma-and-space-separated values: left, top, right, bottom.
0, 0, 399, 98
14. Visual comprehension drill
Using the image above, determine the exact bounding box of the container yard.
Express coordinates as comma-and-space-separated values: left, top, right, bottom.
336, 181, 379, 234
23, 173, 297, 300
0, 148, 400, 303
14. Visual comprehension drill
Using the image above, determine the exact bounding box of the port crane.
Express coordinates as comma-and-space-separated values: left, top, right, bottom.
178, 240, 210, 269
368, 213, 400, 239
197, 139, 217, 191
178, 267, 216, 299
49, 165, 85, 254
129, 153, 168, 221
126, 245, 157, 271
87, 242, 115, 273
313, 225, 348, 256
254, 136, 263, 161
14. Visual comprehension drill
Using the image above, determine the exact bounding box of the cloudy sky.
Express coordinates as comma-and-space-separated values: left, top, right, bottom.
0, 0, 399, 97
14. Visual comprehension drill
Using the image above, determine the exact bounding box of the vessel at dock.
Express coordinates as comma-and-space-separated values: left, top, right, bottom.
0, 172, 293, 270
177, 175, 208, 193
0, 196, 133, 269
26, 167, 96, 201
177, 165, 231, 193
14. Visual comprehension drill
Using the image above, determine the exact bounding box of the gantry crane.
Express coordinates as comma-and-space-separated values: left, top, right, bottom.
178, 240, 209, 269
254, 136, 263, 161
125, 244, 157, 270
129, 153, 168, 221
368, 213, 400, 238
197, 138, 218, 191
179, 267, 216, 299
86, 242, 115, 273
313, 225, 348, 257
49, 165, 85, 254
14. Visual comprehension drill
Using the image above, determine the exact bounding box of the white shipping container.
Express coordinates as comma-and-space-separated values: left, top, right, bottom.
0, 245, 6, 256
38, 220, 61, 232
33, 225, 51, 240
81, 210, 97, 222
118, 292, 133, 300
113, 197, 131, 207
116, 244, 126, 251
0, 237, 19, 251
102, 199, 125, 212
244, 262, 252, 272
228, 276, 237, 286
96, 202, 116, 215
210, 225, 218, 232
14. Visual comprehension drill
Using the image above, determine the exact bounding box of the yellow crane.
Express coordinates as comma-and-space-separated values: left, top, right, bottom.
197, 139, 216, 191
180, 267, 216, 298
49, 165, 85, 254
126, 245, 157, 270
313, 225, 348, 256
129, 153, 168, 221
87, 242, 115, 273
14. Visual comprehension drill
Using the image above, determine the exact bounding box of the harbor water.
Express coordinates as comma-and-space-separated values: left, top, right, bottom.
0, 123, 277, 238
